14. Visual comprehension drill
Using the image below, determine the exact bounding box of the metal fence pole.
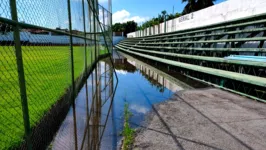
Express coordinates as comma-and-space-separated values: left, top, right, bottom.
92, 0, 97, 61
67, 0, 78, 149
9, 0, 32, 149
67, 0, 74, 101
102, 6, 107, 54
81, 1, 90, 148
82, 0, 87, 69
108, 0, 113, 54
88, 0, 93, 64
102, 7, 105, 27
96, 1, 100, 59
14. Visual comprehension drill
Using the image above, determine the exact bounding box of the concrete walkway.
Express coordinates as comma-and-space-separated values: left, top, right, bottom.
133, 88, 266, 150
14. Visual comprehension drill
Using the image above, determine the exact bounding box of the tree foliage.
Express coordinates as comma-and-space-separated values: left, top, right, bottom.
138, 11, 181, 30
112, 21, 137, 36
182, 0, 215, 15
0, 22, 12, 34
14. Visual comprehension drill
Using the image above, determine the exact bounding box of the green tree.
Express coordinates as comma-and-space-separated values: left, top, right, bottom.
157, 14, 164, 23
167, 14, 175, 21
197, 0, 215, 10
161, 10, 167, 21
181, 0, 197, 15
112, 23, 125, 32
112, 21, 137, 36
175, 12, 182, 18
0, 22, 12, 34
136, 11, 182, 32
181, 0, 215, 15
124, 21, 137, 35
161, 10, 167, 16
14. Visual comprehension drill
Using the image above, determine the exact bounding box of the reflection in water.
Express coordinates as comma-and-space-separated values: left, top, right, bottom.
51, 51, 191, 150
107, 52, 190, 149
51, 61, 117, 150
129, 60, 185, 92
119, 52, 191, 92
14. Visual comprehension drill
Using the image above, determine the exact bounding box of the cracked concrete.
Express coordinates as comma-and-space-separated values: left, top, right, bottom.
133, 88, 266, 150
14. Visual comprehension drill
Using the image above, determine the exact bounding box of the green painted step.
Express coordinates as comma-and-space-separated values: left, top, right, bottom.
116, 45, 266, 88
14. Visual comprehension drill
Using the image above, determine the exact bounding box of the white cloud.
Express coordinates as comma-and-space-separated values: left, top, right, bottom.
98, 0, 108, 3
130, 104, 149, 114
72, 0, 108, 3
112, 9, 149, 24
115, 70, 127, 75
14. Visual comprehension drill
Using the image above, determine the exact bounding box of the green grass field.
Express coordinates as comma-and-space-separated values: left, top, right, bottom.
0, 45, 108, 149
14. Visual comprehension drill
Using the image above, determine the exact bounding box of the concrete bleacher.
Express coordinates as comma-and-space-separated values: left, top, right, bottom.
115, 12, 266, 102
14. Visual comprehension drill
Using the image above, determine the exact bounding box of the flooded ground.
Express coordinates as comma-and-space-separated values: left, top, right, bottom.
50, 50, 196, 150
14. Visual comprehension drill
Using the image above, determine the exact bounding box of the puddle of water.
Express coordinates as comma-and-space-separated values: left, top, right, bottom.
102, 53, 191, 150
51, 52, 190, 150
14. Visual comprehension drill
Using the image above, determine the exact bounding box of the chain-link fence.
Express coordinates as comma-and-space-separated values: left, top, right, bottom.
0, 0, 113, 149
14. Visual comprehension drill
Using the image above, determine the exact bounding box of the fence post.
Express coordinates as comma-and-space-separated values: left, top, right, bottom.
95, 1, 100, 59
81, 3, 90, 147
108, 0, 113, 54
9, 0, 32, 149
67, 0, 75, 105
102, 7, 105, 31
67, 0, 78, 149
102, 6, 106, 54
82, 0, 87, 70
88, 1, 93, 64
92, 0, 97, 61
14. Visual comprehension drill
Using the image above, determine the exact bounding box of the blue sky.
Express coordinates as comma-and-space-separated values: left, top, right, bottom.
103, 0, 226, 25
0, 0, 226, 29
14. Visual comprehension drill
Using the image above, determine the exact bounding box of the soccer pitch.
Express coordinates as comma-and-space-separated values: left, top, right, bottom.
0, 45, 108, 149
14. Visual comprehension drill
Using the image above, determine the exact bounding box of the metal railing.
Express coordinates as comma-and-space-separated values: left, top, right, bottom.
0, 0, 113, 149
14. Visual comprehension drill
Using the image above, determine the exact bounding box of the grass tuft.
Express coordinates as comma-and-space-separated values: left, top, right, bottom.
122, 103, 135, 150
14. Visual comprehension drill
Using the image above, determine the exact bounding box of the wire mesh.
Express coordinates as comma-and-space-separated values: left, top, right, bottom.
0, 0, 11, 19
0, 0, 113, 149
0, 27, 24, 149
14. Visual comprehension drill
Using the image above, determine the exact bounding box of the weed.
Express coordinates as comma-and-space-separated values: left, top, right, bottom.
122, 103, 135, 150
